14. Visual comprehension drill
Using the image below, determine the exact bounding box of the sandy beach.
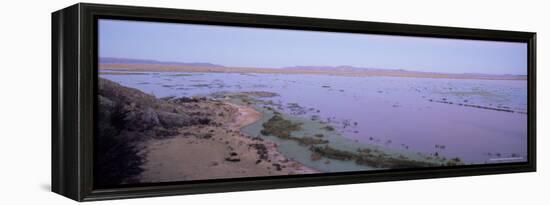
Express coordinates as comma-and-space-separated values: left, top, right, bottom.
138, 100, 317, 183
96, 77, 317, 185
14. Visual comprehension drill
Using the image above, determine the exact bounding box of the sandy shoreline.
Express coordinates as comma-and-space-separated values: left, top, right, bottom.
99, 63, 527, 81
96, 77, 319, 186
226, 102, 263, 130
138, 97, 318, 183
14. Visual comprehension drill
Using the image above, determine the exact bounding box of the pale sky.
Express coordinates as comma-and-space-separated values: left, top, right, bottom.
99, 19, 527, 75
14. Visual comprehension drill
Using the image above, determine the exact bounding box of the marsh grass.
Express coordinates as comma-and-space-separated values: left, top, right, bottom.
260, 114, 302, 139
309, 145, 463, 169
260, 114, 330, 146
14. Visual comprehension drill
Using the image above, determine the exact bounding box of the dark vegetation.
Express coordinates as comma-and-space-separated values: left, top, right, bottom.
260, 111, 463, 169
260, 114, 329, 146
428, 98, 522, 114
260, 114, 302, 139
309, 145, 463, 169
322, 125, 335, 131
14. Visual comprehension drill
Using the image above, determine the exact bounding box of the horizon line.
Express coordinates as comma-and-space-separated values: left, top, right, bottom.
98, 56, 527, 76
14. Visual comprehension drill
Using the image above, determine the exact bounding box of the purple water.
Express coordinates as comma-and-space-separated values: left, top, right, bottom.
101, 71, 527, 164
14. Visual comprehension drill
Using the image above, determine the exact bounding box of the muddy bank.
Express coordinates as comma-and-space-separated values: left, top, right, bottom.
96, 78, 316, 186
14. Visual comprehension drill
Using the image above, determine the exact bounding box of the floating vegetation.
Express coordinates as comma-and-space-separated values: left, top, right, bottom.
428, 99, 522, 114
310, 115, 320, 121
322, 125, 335, 131
286, 102, 307, 115
239, 73, 257, 77
241, 91, 279, 98
192, 84, 214, 88
438, 90, 496, 97
294, 136, 329, 146
310, 153, 322, 161
309, 145, 460, 169
260, 114, 302, 139
260, 114, 329, 146
170, 73, 195, 77
309, 145, 356, 161
209, 91, 276, 106
445, 157, 463, 166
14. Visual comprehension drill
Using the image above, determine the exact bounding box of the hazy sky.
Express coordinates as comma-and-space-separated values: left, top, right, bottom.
99, 19, 527, 75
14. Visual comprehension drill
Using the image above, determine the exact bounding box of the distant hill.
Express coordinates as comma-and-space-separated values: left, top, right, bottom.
284, 65, 526, 79
99, 57, 225, 68
99, 58, 526, 80
283, 65, 398, 72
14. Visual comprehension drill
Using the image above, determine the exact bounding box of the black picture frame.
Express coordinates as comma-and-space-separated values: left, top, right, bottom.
52, 3, 536, 201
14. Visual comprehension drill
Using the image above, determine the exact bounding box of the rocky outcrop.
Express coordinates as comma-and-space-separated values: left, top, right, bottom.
98, 78, 213, 139
96, 78, 214, 187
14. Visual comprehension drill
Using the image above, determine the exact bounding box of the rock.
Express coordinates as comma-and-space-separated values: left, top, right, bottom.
225, 157, 241, 162
157, 111, 192, 128
249, 143, 269, 161
199, 133, 213, 139
160, 96, 175, 101
272, 163, 282, 171
114, 106, 161, 132
99, 95, 115, 109
153, 127, 179, 138
251, 136, 264, 141
198, 118, 211, 125
173, 96, 198, 103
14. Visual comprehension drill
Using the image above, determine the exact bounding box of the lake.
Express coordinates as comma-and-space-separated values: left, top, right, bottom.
101, 71, 527, 168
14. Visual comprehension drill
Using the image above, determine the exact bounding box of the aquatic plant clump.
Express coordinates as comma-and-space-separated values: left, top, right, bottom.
260, 114, 329, 146
259, 109, 464, 169
309, 145, 463, 169
309, 145, 356, 161
260, 114, 303, 139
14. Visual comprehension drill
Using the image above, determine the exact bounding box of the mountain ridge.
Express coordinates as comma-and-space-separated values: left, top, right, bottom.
100, 57, 225, 68
99, 57, 526, 77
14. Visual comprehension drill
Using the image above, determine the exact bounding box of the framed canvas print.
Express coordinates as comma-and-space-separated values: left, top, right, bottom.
52, 3, 536, 201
